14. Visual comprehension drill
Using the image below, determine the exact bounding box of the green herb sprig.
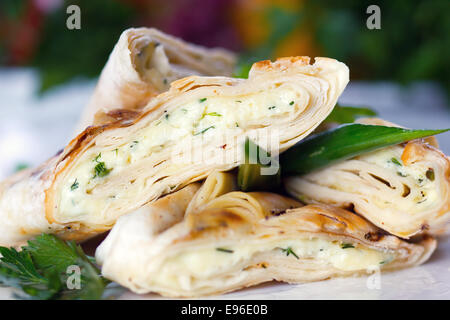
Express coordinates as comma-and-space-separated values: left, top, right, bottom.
0, 234, 111, 300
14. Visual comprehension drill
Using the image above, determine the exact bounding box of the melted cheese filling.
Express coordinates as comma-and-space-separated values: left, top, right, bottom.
152, 238, 393, 289
59, 89, 300, 223
356, 146, 438, 211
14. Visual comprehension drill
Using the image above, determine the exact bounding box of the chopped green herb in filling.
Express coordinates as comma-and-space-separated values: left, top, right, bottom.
268, 106, 276, 110
93, 153, 101, 162
289, 101, 294, 105
280, 247, 299, 259
205, 112, 222, 117
216, 248, 234, 253
199, 98, 207, 103
341, 243, 355, 249
200, 111, 222, 121
391, 157, 402, 166
94, 162, 111, 178
92, 153, 111, 178
194, 126, 215, 136
70, 179, 79, 191
130, 141, 139, 148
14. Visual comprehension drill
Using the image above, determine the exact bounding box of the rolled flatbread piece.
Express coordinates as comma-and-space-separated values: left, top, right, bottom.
285, 118, 450, 239
96, 172, 436, 297
0, 56, 349, 246
76, 27, 237, 131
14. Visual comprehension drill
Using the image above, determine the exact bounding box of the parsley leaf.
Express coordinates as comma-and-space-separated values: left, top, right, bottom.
0, 234, 111, 300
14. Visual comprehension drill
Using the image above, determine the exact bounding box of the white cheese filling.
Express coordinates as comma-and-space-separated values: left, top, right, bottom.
60, 89, 300, 221
152, 238, 393, 288
356, 146, 438, 210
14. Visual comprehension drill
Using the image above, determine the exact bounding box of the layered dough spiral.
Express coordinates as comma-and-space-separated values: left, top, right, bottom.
76, 27, 236, 131
0, 56, 349, 246
96, 172, 436, 297
285, 118, 450, 238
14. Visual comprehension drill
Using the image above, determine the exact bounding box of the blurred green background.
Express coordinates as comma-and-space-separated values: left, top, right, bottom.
0, 0, 449, 99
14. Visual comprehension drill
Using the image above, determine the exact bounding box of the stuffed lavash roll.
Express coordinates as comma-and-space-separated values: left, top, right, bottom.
76, 27, 236, 131
96, 172, 436, 297
285, 118, 450, 239
0, 56, 349, 246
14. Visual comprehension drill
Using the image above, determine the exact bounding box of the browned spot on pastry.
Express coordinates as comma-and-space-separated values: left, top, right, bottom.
317, 213, 348, 228
421, 224, 430, 231
58, 124, 109, 164
252, 57, 311, 73
186, 84, 220, 92
243, 262, 268, 271
181, 208, 249, 242
270, 209, 287, 216
176, 80, 195, 91
105, 109, 140, 122
364, 231, 385, 242
343, 203, 355, 212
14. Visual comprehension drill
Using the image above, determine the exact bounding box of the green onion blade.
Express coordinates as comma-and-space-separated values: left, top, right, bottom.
281, 124, 449, 176
324, 104, 378, 124
237, 138, 281, 192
